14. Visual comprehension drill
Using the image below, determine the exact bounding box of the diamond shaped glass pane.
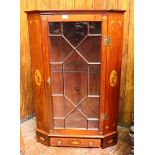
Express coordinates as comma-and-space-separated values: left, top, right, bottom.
49, 22, 61, 35
88, 65, 100, 95
64, 52, 88, 105
88, 120, 99, 130
49, 36, 73, 62
65, 109, 87, 129
53, 96, 74, 118
78, 97, 99, 118
54, 119, 64, 129
51, 64, 63, 95
89, 22, 101, 34
77, 36, 101, 62
63, 22, 88, 47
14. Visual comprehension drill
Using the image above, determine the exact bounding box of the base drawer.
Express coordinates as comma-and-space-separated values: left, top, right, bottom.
50, 137, 101, 147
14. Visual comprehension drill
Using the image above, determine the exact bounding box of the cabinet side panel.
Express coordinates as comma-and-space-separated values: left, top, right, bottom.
40, 16, 53, 131
104, 13, 124, 133
27, 14, 49, 132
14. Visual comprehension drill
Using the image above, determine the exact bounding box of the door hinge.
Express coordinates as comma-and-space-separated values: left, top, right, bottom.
104, 36, 110, 46
100, 113, 108, 121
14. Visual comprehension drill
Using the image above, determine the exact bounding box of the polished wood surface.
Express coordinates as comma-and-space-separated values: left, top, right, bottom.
20, 0, 134, 127
26, 10, 124, 148
27, 14, 50, 132
104, 13, 124, 134
50, 137, 101, 147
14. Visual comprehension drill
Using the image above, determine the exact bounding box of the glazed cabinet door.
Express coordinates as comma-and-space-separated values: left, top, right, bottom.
41, 14, 107, 135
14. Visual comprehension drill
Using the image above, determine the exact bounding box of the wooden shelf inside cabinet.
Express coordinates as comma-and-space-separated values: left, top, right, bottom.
26, 10, 124, 149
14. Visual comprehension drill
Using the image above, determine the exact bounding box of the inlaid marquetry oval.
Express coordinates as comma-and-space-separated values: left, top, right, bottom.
39, 136, 45, 142
71, 141, 81, 145
34, 69, 42, 86
107, 139, 114, 144
110, 70, 117, 87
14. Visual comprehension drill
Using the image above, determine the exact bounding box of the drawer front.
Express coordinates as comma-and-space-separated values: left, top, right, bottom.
50, 137, 101, 147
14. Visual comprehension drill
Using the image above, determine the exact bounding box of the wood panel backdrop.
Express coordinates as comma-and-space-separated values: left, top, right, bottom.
20, 0, 134, 126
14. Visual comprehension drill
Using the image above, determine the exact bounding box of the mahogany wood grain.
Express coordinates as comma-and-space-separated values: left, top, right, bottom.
46, 14, 103, 22
50, 137, 101, 147
104, 13, 124, 133
26, 10, 124, 148
99, 14, 108, 134
40, 16, 53, 131
27, 14, 49, 132
53, 129, 99, 135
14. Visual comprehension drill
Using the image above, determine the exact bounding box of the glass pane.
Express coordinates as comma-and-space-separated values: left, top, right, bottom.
49, 36, 73, 62
49, 22, 102, 130
49, 22, 61, 35
64, 52, 88, 105
63, 22, 88, 47
88, 120, 99, 129
51, 65, 63, 95
77, 36, 101, 62
54, 119, 64, 128
78, 97, 99, 118
65, 109, 87, 129
88, 65, 100, 95
89, 22, 101, 34
53, 96, 74, 118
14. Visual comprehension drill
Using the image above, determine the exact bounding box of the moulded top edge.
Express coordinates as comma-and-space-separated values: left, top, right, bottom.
25, 9, 126, 14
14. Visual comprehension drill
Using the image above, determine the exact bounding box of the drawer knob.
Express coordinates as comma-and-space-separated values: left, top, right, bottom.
57, 140, 62, 146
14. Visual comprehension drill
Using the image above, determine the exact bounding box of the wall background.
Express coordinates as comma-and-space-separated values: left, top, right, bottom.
20, 0, 134, 126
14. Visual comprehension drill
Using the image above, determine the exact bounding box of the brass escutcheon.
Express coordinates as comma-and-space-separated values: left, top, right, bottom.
34, 69, 42, 86
110, 70, 117, 87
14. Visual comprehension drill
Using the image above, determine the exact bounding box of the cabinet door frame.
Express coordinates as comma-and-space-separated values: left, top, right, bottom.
40, 13, 108, 135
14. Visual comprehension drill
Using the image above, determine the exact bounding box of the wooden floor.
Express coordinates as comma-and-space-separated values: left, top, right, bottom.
21, 117, 130, 155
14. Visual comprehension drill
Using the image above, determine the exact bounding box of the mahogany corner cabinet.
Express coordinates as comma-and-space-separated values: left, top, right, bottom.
26, 10, 125, 149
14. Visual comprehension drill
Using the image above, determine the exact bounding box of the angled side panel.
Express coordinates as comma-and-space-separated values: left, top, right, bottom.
104, 13, 124, 134
40, 15, 54, 132
27, 13, 49, 132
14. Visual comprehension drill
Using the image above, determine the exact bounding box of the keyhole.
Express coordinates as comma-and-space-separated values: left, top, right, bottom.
75, 87, 79, 91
